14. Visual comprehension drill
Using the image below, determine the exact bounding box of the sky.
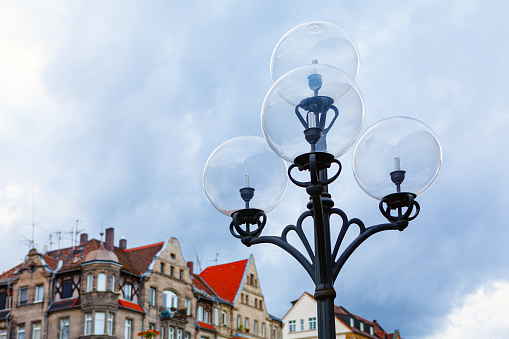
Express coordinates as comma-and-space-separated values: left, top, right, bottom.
0, 1, 508, 338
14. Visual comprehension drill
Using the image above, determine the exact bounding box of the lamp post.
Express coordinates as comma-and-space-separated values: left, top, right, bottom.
204, 21, 441, 339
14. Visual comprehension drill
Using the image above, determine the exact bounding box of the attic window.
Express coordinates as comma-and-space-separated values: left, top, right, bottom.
171, 253, 176, 259
360, 322, 364, 331
349, 318, 354, 327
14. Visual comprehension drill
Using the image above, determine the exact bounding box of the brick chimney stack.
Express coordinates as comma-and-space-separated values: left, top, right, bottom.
187, 261, 193, 275
119, 238, 127, 250
80, 233, 88, 245
105, 227, 114, 251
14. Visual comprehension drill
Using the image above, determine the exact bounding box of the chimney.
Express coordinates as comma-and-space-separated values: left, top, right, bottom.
119, 238, 127, 250
187, 261, 194, 275
80, 233, 88, 245
105, 227, 114, 251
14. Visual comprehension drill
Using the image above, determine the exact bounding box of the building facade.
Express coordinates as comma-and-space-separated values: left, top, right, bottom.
0, 228, 282, 339
282, 292, 401, 339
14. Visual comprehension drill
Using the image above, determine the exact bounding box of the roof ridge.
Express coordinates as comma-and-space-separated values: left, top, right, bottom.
202, 258, 248, 271
124, 241, 165, 252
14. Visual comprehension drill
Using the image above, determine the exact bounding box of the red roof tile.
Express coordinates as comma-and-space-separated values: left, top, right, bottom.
48, 298, 80, 312
196, 321, 218, 332
118, 299, 145, 313
200, 259, 248, 303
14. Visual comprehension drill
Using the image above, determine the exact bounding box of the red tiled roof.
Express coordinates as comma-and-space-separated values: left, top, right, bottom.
117, 242, 164, 275
48, 298, 80, 312
192, 274, 217, 296
0, 263, 22, 280
118, 299, 145, 313
200, 259, 248, 303
196, 321, 218, 332
40, 254, 59, 271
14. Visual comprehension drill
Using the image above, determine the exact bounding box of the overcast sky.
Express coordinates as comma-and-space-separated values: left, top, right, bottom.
1, 1, 508, 338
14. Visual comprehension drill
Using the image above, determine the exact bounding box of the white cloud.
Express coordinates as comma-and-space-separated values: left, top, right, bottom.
426, 280, 509, 339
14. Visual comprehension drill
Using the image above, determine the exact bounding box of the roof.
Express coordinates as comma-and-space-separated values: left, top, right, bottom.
199, 259, 248, 303
118, 299, 145, 313
48, 298, 80, 312
0, 239, 165, 280
196, 321, 218, 332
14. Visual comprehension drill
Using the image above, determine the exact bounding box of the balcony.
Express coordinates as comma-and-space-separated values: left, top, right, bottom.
161, 307, 189, 324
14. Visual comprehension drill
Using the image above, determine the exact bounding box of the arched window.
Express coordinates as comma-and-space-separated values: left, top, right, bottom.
87, 274, 94, 292
163, 291, 178, 309
97, 273, 107, 291
110, 275, 115, 292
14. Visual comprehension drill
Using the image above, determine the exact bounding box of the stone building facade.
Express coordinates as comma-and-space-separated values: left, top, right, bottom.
0, 228, 282, 339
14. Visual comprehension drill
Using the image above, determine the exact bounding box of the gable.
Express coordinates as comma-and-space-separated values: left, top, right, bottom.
200, 258, 248, 303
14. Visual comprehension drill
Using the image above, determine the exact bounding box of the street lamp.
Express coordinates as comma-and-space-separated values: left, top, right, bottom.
204, 21, 441, 339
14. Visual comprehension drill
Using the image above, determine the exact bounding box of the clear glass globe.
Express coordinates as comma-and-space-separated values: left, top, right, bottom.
270, 21, 359, 83
203, 136, 288, 216
352, 117, 442, 200
261, 64, 364, 163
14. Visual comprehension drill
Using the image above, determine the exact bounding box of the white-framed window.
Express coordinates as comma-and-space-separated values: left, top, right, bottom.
108, 313, 114, 336
32, 323, 41, 339
360, 322, 364, 331
185, 298, 191, 315
169, 327, 174, 339
288, 320, 296, 333
124, 283, 132, 301
17, 325, 25, 339
18, 287, 28, 305
245, 318, 249, 330
110, 275, 115, 291
95, 312, 105, 335
161, 326, 166, 339
149, 324, 155, 330
184, 333, 190, 339
369, 326, 374, 335
300, 319, 304, 331
254, 321, 258, 335
261, 323, 265, 338
214, 307, 219, 325
163, 290, 178, 309
34, 285, 44, 303
0, 329, 7, 339
97, 273, 107, 291
204, 310, 210, 323
349, 318, 354, 327
197, 306, 204, 321
84, 314, 92, 335
60, 318, 69, 339
237, 316, 241, 329
222, 311, 227, 326
124, 319, 132, 339
308, 318, 316, 330
87, 274, 94, 292
177, 329, 182, 339
150, 288, 156, 306
273, 326, 277, 339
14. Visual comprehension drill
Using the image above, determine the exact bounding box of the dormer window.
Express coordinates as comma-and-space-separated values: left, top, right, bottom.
124, 283, 132, 301
360, 322, 364, 331
350, 318, 354, 327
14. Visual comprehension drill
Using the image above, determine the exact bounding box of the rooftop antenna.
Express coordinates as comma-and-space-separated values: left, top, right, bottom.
31, 184, 35, 249
48, 233, 54, 251
194, 248, 202, 274
207, 252, 220, 265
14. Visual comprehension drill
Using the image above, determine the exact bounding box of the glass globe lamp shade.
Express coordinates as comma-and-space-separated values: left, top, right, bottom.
352, 117, 442, 200
270, 21, 359, 83
261, 64, 364, 163
203, 136, 288, 216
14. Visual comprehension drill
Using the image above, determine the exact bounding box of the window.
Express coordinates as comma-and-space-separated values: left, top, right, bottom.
17, 325, 25, 339
185, 298, 191, 315
273, 326, 277, 339
32, 323, 41, 339
97, 273, 107, 291
62, 280, 72, 298
124, 283, 132, 301
262, 323, 265, 338
259, 300, 263, 310
161, 326, 165, 339
222, 310, 227, 326
204, 310, 210, 323
150, 288, 156, 306
179, 269, 183, 280
197, 306, 204, 321
161, 262, 165, 273
0, 292, 6, 309
87, 274, 94, 292
110, 275, 116, 292
124, 319, 132, 339
170, 266, 174, 277
288, 320, 296, 333
0, 329, 7, 339
245, 318, 249, 330
95, 312, 105, 334
34, 285, 44, 302
349, 318, 354, 327
149, 324, 155, 330
60, 318, 69, 339
369, 326, 374, 335
163, 291, 178, 309
254, 321, 258, 335
360, 322, 364, 331
300, 319, 304, 331
177, 329, 182, 339
169, 327, 174, 339
84, 314, 92, 335
246, 295, 249, 304
108, 314, 114, 336
214, 308, 219, 325
308, 318, 316, 330
184, 333, 190, 339
18, 287, 28, 305
237, 316, 241, 329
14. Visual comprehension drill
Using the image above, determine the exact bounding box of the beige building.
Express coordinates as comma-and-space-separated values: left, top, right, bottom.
282, 292, 401, 339
0, 228, 282, 339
